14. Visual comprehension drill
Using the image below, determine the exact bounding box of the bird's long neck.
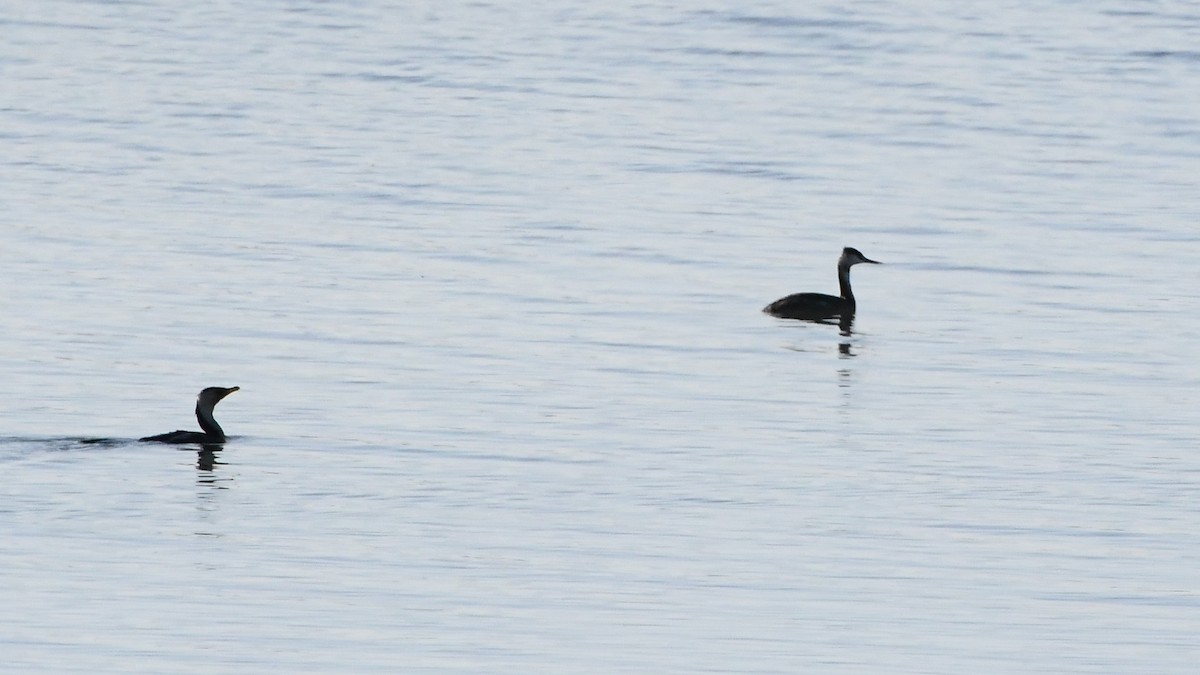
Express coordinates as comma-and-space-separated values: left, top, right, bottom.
195, 400, 225, 441
838, 263, 856, 305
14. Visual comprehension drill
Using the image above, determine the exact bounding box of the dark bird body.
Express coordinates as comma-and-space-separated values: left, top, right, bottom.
139, 386, 239, 444
763, 247, 880, 320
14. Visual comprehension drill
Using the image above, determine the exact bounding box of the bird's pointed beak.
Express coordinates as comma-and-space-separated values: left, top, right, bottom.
864, 257, 881, 264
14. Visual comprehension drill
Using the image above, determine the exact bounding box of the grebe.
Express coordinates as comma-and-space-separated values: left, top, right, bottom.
139, 386, 239, 444
763, 247, 880, 320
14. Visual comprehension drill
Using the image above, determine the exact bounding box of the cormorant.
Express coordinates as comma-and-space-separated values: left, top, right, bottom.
139, 386, 239, 444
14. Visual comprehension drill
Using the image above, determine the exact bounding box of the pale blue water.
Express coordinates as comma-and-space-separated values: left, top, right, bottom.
2, 2, 1199, 673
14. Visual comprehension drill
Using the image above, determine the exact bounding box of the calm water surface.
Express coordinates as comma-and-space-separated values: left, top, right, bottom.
2, 1, 1199, 673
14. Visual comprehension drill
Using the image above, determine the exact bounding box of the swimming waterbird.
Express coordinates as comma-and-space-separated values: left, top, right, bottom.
139, 386, 240, 444
763, 247, 880, 320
